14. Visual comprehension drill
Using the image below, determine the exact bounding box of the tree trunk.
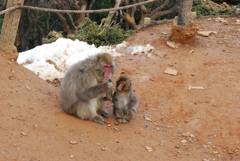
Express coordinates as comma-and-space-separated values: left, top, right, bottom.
170, 0, 199, 44
0, 0, 25, 53
177, 0, 193, 27
55, 13, 72, 34
72, 0, 94, 27
122, 0, 137, 29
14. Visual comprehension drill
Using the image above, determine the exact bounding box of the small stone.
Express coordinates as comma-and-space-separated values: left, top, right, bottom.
228, 150, 234, 154
182, 132, 191, 137
175, 145, 180, 148
236, 19, 240, 24
164, 68, 178, 76
70, 155, 74, 159
145, 146, 153, 152
166, 41, 179, 49
215, 17, 227, 23
21, 132, 27, 136
144, 114, 152, 121
70, 141, 77, 144
202, 159, 209, 161
188, 138, 194, 143
25, 85, 31, 90
101, 147, 106, 151
202, 144, 208, 148
181, 140, 188, 143
190, 134, 195, 138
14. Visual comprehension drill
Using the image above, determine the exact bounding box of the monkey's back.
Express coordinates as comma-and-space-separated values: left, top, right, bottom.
60, 58, 98, 113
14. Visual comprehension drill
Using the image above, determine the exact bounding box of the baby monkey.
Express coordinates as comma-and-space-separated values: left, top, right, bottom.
112, 75, 138, 123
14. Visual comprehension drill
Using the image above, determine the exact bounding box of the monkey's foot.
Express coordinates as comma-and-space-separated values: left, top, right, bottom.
92, 115, 105, 124
116, 118, 129, 124
122, 119, 129, 124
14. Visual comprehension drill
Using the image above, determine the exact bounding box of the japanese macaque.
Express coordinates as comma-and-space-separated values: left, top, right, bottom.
60, 53, 115, 124
112, 75, 138, 123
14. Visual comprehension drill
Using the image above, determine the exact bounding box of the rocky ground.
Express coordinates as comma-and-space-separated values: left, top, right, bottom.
0, 17, 240, 161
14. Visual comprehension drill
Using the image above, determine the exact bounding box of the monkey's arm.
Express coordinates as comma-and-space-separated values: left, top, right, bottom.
103, 89, 113, 101
127, 92, 138, 111
112, 92, 120, 109
77, 82, 112, 101
125, 94, 138, 122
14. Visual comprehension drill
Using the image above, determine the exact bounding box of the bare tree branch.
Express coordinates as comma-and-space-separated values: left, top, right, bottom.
150, 0, 171, 16
150, 0, 181, 20
55, 12, 72, 34
104, 0, 123, 26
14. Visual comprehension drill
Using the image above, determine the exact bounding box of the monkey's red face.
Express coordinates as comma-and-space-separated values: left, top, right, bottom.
117, 81, 125, 91
103, 65, 113, 80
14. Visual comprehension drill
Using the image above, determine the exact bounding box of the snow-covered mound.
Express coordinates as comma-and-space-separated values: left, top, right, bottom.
17, 38, 121, 80
17, 38, 154, 81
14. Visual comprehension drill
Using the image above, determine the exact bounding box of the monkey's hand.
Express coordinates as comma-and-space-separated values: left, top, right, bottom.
125, 109, 135, 122
107, 81, 113, 88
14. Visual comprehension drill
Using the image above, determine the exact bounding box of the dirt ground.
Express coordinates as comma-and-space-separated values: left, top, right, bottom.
0, 17, 240, 161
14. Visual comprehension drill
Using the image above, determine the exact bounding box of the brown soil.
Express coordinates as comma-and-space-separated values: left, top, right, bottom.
170, 23, 199, 44
0, 17, 240, 161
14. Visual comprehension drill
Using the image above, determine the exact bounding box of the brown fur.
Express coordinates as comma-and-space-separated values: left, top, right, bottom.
112, 75, 138, 123
60, 53, 115, 124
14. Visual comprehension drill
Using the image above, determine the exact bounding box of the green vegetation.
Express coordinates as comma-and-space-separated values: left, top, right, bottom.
90, 0, 114, 24
192, 0, 235, 16
43, 18, 135, 47
42, 31, 63, 44
0, 17, 3, 29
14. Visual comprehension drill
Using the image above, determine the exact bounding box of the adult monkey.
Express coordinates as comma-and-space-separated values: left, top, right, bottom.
61, 53, 115, 124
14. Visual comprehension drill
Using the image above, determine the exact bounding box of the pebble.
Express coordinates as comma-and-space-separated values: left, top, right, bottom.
182, 132, 191, 137
145, 146, 153, 152
228, 150, 233, 154
202, 159, 209, 161
70, 141, 77, 144
21, 132, 27, 136
190, 134, 195, 138
101, 147, 106, 151
181, 140, 188, 143
202, 144, 208, 148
